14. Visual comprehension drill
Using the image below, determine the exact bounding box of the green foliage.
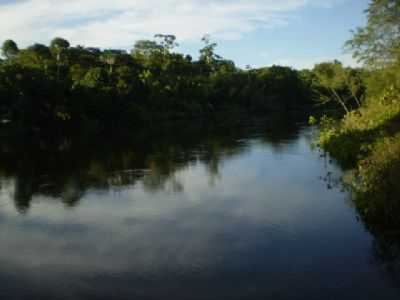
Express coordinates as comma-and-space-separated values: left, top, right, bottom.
357, 135, 400, 198
312, 60, 365, 113
80, 67, 108, 89
1, 39, 19, 59
364, 61, 400, 98
0, 35, 315, 133
50, 37, 70, 50
354, 135, 400, 230
27, 43, 51, 59
316, 1, 400, 226
345, 0, 400, 66
308, 115, 317, 125
131, 40, 163, 64
317, 85, 400, 232
199, 35, 221, 67
154, 34, 179, 53
317, 94, 400, 165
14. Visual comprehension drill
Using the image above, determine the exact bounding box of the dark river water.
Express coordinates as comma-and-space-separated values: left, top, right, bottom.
0, 118, 399, 300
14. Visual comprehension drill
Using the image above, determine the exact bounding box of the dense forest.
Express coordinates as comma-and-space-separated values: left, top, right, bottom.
0, 31, 366, 134
0, 34, 306, 132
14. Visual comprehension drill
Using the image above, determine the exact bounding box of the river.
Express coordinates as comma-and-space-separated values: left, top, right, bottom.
0, 117, 399, 299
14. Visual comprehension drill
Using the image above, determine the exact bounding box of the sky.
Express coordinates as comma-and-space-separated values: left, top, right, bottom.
0, 0, 369, 69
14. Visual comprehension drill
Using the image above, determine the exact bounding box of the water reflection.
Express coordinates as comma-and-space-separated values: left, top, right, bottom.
0, 116, 399, 299
321, 150, 400, 292
354, 192, 400, 288
0, 117, 302, 213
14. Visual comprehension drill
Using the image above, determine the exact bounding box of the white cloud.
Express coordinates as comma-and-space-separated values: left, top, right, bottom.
259, 53, 359, 70
0, 0, 342, 49
274, 54, 359, 70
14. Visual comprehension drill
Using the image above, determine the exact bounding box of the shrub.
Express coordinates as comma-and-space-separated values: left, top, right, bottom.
354, 135, 400, 230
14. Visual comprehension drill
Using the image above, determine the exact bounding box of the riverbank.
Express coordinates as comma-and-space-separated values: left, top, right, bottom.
316, 89, 400, 232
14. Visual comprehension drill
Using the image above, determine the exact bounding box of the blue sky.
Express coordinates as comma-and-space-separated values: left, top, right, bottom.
0, 0, 369, 69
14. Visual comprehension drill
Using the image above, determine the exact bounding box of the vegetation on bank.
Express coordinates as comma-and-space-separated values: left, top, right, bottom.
0, 34, 319, 133
314, 0, 400, 232
1, 28, 370, 135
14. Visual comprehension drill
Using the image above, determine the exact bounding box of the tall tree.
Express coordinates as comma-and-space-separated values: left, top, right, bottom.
1, 40, 19, 59
199, 35, 221, 65
23, 43, 52, 71
100, 50, 126, 74
50, 37, 70, 79
313, 61, 363, 113
131, 40, 162, 58
345, 0, 400, 67
50, 37, 70, 61
154, 34, 178, 55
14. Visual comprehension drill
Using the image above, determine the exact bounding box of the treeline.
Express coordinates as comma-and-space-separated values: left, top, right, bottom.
315, 1, 400, 236
0, 34, 318, 133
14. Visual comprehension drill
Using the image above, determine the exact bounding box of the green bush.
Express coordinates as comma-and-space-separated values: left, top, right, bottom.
317, 91, 400, 167
354, 135, 400, 231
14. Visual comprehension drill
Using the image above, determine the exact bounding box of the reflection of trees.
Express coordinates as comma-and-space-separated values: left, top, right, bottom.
370, 233, 400, 287
260, 113, 303, 151
0, 115, 304, 213
323, 160, 400, 287
356, 193, 400, 284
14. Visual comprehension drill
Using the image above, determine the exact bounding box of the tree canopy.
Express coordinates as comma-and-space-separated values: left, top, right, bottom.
345, 0, 400, 67
0, 34, 344, 133
1, 40, 19, 59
